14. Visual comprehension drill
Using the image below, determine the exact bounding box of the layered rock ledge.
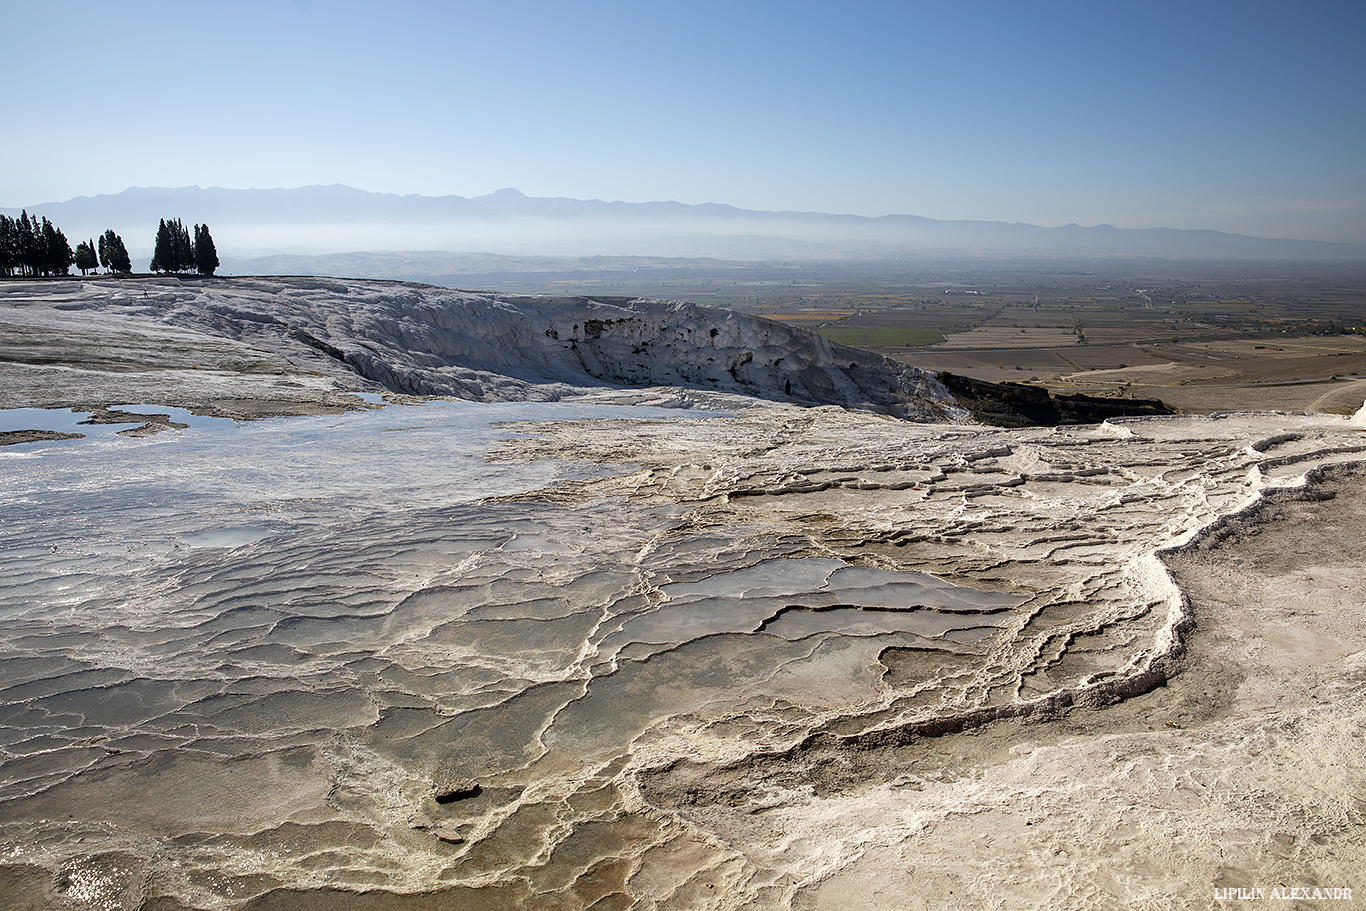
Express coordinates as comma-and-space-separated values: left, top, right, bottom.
0, 276, 964, 422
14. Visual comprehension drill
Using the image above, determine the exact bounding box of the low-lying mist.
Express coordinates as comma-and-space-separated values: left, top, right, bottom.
14, 186, 1364, 267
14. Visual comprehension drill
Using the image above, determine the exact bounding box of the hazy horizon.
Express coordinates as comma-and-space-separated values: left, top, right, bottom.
9, 183, 1364, 264
4, 2, 1364, 246
8, 181, 1359, 244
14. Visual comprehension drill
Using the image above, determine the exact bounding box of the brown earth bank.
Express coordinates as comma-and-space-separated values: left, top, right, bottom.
896, 335, 1366, 416
935, 371, 1177, 426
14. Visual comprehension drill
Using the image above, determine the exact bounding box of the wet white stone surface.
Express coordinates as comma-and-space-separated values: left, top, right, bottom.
1, 395, 1362, 910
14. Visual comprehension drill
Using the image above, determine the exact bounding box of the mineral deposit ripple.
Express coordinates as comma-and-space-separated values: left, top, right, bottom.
2, 395, 1363, 908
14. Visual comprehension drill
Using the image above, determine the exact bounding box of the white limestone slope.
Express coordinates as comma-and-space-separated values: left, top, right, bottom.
1, 395, 1362, 910
0, 277, 963, 421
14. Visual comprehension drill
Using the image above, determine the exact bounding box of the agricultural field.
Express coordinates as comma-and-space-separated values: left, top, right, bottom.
713, 260, 1366, 416
430, 256, 1366, 416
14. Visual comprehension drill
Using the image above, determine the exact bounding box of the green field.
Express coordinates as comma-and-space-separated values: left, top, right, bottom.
816, 326, 946, 347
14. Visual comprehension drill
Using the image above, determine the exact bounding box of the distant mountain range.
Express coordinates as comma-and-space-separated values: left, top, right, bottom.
5, 184, 1363, 263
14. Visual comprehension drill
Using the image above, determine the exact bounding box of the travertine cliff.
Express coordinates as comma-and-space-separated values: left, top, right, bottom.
2, 276, 962, 421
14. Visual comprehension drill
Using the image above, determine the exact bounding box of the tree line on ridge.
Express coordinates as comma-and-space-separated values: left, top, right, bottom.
0, 211, 218, 278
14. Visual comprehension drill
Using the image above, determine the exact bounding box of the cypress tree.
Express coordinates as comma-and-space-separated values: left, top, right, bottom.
39, 218, 72, 276
56, 227, 73, 275
75, 239, 98, 275
151, 219, 201, 272
20, 212, 40, 276
172, 218, 183, 270
151, 218, 171, 272
38, 218, 53, 276
113, 237, 131, 273
194, 223, 219, 275
170, 219, 182, 271
175, 218, 192, 271
29, 213, 42, 275
0, 215, 16, 276
103, 229, 131, 274
97, 232, 109, 272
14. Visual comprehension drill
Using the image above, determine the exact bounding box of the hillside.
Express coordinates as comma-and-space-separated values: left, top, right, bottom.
0, 276, 965, 421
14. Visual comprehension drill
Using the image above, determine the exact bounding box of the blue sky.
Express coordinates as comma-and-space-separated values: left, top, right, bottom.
5, 0, 1364, 242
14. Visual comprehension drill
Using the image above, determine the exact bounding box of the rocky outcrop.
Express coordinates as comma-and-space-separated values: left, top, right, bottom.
938, 371, 1177, 426
144, 277, 964, 421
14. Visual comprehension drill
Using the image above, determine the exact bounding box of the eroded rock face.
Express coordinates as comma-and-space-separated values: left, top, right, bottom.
0, 277, 964, 421
939, 371, 1177, 426
1, 394, 1362, 909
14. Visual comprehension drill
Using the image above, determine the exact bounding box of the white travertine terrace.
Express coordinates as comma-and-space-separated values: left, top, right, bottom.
0, 278, 1363, 909
0, 277, 963, 422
